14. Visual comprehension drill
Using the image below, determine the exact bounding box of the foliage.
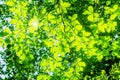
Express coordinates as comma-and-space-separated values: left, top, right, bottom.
0, 0, 120, 79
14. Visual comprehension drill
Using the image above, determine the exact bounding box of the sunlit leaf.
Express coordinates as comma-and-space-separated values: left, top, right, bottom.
88, 6, 93, 12
71, 14, 78, 20
83, 10, 91, 15
29, 17, 39, 27
75, 25, 82, 31
87, 14, 93, 21
110, 13, 117, 20
6, 1, 15, 6
61, 2, 71, 8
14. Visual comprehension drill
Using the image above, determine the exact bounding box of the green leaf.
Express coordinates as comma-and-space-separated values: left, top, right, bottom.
61, 2, 71, 8
106, 1, 111, 5
0, 37, 4, 46
0, 31, 9, 37
73, 20, 80, 25
6, 1, 15, 6
113, 5, 118, 12
41, 8, 46, 14
83, 10, 91, 15
87, 14, 93, 21
95, 0, 99, 4
71, 14, 78, 20
110, 13, 117, 20
97, 55, 103, 61
5, 37, 10, 43
75, 25, 82, 31
88, 6, 93, 12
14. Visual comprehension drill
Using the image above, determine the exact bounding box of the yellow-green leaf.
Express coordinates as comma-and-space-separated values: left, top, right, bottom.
75, 25, 82, 31
87, 14, 93, 21
71, 14, 78, 20
88, 6, 93, 12
83, 10, 91, 15
0, 37, 4, 46
61, 2, 71, 8
6, 1, 15, 6
29, 17, 39, 27
97, 55, 103, 61
41, 8, 46, 14
113, 5, 118, 12
110, 13, 117, 20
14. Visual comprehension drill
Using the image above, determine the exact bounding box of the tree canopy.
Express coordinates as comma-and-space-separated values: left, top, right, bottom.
0, 0, 120, 80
